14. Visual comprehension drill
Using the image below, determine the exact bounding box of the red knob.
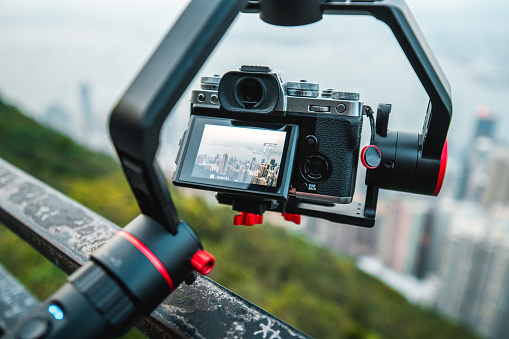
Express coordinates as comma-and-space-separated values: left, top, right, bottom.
282, 213, 301, 225
361, 145, 382, 169
191, 250, 215, 275
233, 212, 263, 226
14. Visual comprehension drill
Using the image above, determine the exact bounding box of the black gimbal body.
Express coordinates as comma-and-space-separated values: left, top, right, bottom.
3, 1, 451, 338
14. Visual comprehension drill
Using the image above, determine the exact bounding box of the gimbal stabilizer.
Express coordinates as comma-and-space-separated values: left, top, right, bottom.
3, 0, 450, 338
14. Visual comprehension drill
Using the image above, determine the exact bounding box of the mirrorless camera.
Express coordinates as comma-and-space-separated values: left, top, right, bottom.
173, 65, 364, 208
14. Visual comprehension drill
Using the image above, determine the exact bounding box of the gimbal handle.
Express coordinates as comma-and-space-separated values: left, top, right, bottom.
2, 217, 214, 339
109, 0, 452, 233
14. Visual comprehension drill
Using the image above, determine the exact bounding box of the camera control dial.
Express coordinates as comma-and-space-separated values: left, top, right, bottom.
321, 88, 334, 98
331, 91, 360, 101
200, 75, 221, 90
302, 154, 331, 182
287, 80, 319, 98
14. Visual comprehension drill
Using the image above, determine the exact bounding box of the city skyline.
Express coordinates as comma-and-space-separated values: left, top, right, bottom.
195, 124, 286, 163
193, 151, 280, 187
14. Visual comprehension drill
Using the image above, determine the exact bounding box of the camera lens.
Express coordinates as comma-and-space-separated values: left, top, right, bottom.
238, 78, 263, 109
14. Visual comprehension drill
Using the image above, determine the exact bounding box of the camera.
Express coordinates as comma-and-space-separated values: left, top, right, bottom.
173, 65, 364, 208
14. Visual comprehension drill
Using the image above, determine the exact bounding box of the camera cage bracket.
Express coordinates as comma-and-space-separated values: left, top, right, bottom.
109, 0, 452, 232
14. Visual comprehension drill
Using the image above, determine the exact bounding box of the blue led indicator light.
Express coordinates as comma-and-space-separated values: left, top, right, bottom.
48, 305, 64, 320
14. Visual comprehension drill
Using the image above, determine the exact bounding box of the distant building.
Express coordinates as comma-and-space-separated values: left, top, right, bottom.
474, 105, 496, 139
413, 208, 438, 279
455, 106, 497, 202
220, 153, 228, 174
434, 204, 485, 323
377, 199, 415, 272
482, 150, 509, 206
80, 82, 93, 123
43, 102, 73, 135
301, 193, 443, 278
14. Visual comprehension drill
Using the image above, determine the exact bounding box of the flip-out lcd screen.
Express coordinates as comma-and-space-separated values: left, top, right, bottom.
173, 116, 298, 199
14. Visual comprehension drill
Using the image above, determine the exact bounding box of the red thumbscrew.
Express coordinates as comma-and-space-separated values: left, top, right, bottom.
233, 212, 263, 226
191, 250, 215, 275
282, 213, 301, 225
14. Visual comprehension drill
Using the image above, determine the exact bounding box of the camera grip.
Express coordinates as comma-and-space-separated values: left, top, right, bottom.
306, 115, 363, 199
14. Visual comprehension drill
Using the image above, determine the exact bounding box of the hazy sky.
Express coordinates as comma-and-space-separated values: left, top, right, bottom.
197, 124, 286, 162
200, 125, 287, 147
1, 0, 508, 163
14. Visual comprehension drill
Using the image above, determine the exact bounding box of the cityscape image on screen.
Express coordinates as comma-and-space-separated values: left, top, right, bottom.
192, 124, 287, 187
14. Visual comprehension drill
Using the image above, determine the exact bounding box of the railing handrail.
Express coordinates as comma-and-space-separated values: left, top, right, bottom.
0, 157, 311, 338
0, 264, 38, 334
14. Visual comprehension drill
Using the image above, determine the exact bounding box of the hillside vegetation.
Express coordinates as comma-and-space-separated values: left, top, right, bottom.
0, 99, 478, 339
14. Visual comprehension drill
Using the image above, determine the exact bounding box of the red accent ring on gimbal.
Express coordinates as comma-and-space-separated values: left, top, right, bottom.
117, 230, 175, 291
360, 145, 382, 170
433, 139, 448, 196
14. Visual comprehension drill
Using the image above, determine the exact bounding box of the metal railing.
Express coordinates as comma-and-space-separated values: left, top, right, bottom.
0, 157, 311, 338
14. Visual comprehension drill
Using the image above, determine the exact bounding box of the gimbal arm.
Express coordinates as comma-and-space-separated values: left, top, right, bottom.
109, 0, 249, 234
332, 0, 452, 159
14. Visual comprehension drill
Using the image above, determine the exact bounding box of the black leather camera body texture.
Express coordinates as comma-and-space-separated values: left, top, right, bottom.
293, 114, 363, 199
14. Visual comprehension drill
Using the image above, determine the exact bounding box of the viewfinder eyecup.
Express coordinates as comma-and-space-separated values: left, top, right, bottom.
218, 71, 280, 114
